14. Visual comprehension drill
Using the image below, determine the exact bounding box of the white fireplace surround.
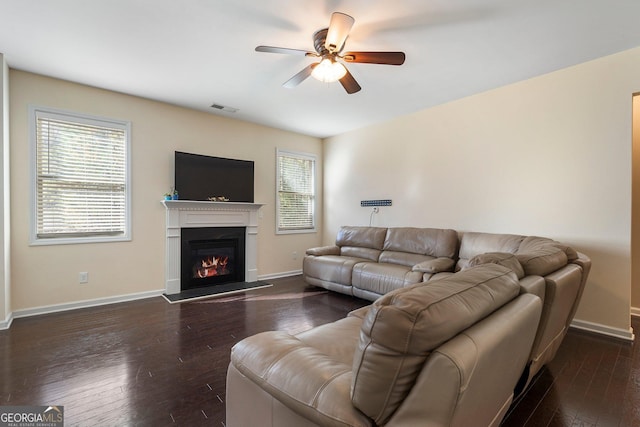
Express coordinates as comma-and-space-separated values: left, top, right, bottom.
162, 200, 263, 295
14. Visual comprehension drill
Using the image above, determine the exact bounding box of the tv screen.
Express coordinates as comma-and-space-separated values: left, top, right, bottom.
174, 151, 254, 202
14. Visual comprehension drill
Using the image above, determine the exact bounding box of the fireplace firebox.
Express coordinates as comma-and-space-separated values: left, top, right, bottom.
180, 227, 245, 291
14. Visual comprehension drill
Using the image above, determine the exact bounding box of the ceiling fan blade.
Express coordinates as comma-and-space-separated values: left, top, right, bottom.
342, 51, 406, 65
339, 68, 361, 94
255, 46, 316, 57
325, 12, 354, 53
283, 63, 318, 88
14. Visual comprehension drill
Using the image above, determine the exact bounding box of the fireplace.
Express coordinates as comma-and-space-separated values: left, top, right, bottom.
181, 227, 245, 290
162, 200, 263, 295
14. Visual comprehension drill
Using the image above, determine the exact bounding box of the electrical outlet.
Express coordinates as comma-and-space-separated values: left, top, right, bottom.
79, 272, 88, 284
292, 251, 298, 260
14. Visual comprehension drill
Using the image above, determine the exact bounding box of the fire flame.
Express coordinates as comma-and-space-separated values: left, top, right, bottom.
194, 255, 230, 278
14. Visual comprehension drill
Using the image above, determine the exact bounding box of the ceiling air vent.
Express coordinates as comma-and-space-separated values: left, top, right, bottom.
210, 103, 239, 113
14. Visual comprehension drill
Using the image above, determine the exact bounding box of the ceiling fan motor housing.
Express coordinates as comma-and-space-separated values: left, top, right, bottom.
313, 28, 332, 55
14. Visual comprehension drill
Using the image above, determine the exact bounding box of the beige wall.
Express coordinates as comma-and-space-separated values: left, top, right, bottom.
0, 55, 9, 324
325, 47, 640, 333
633, 94, 640, 310
9, 70, 323, 311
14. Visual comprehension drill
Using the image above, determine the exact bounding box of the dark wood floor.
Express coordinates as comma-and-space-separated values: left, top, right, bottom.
0, 276, 638, 427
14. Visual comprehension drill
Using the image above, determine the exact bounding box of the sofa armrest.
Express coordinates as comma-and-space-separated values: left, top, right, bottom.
519, 275, 546, 301
572, 252, 592, 276
348, 305, 371, 319
230, 331, 371, 427
306, 245, 341, 256
411, 257, 455, 273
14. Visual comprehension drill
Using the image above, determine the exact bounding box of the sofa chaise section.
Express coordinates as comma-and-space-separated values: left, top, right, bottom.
226, 264, 543, 427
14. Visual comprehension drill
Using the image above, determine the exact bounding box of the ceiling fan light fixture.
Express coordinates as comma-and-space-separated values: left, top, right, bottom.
311, 58, 347, 83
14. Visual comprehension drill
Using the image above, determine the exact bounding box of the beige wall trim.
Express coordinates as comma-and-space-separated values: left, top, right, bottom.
9, 289, 163, 327
0, 311, 12, 330
4, 269, 305, 328
258, 270, 303, 281
570, 318, 635, 341
631, 306, 640, 317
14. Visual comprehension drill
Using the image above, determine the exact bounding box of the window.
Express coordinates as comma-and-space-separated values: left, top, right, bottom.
29, 106, 131, 245
276, 149, 316, 233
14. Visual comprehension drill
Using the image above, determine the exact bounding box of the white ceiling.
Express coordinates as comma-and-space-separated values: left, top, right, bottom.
2, 0, 640, 138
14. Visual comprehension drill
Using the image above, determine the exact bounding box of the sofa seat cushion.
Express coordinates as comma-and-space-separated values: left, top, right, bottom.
350, 264, 520, 425
296, 316, 364, 366
378, 250, 434, 267
351, 262, 424, 295
303, 255, 369, 286
231, 330, 372, 427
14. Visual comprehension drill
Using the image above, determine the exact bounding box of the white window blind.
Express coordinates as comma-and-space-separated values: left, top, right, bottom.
31, 107, 130, 243
277, 150, 316, 233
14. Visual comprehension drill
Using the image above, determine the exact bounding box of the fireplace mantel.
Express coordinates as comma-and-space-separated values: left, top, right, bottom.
162, 200, 264, 295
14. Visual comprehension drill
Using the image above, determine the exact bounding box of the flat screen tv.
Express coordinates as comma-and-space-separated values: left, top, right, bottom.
174, 151, 254, 202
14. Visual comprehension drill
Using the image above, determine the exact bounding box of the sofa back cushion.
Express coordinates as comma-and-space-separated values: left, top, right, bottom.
383, 227, 458, 258
336, 226, 388, 261
456, 232, 524, 271
516, 236, 569, 276
468, 252, 525, 279
350, 264, 520, 425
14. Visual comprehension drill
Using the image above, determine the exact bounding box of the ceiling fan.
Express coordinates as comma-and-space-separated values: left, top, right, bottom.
255, 12, 406, 94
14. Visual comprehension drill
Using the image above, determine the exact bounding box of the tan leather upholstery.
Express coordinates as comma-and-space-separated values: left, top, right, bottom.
456, 231, 590, 391
302, 227, 591, 397
305, 226, 459, 301
227, 264, 543, 427
455, 232, 524, 271
382, 227, 458, 258
302, 227, 389, 294
351, 265, 520, 425
336, 226, 387, 250
468, 252, 525, 278
516, 237, 569, 276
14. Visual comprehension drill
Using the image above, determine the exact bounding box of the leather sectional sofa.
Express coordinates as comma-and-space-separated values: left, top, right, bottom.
226, 226, 591, 426
302, 226, 590, 391
227, 264, 542, 426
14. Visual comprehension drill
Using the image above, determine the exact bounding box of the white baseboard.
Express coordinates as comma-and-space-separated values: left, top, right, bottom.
10, 289, 164, 323
0, 311, 13, 330
258, 270, 302, 281
3, 280, 637, 344
570, 318, 635, 342
2, 272, 308, 329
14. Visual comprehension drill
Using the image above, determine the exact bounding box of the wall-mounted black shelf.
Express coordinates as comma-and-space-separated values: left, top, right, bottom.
360, 199, 392, 207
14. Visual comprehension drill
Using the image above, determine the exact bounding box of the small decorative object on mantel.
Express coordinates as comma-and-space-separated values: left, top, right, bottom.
165, 187, 179, 200
207, 196, 230, 202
